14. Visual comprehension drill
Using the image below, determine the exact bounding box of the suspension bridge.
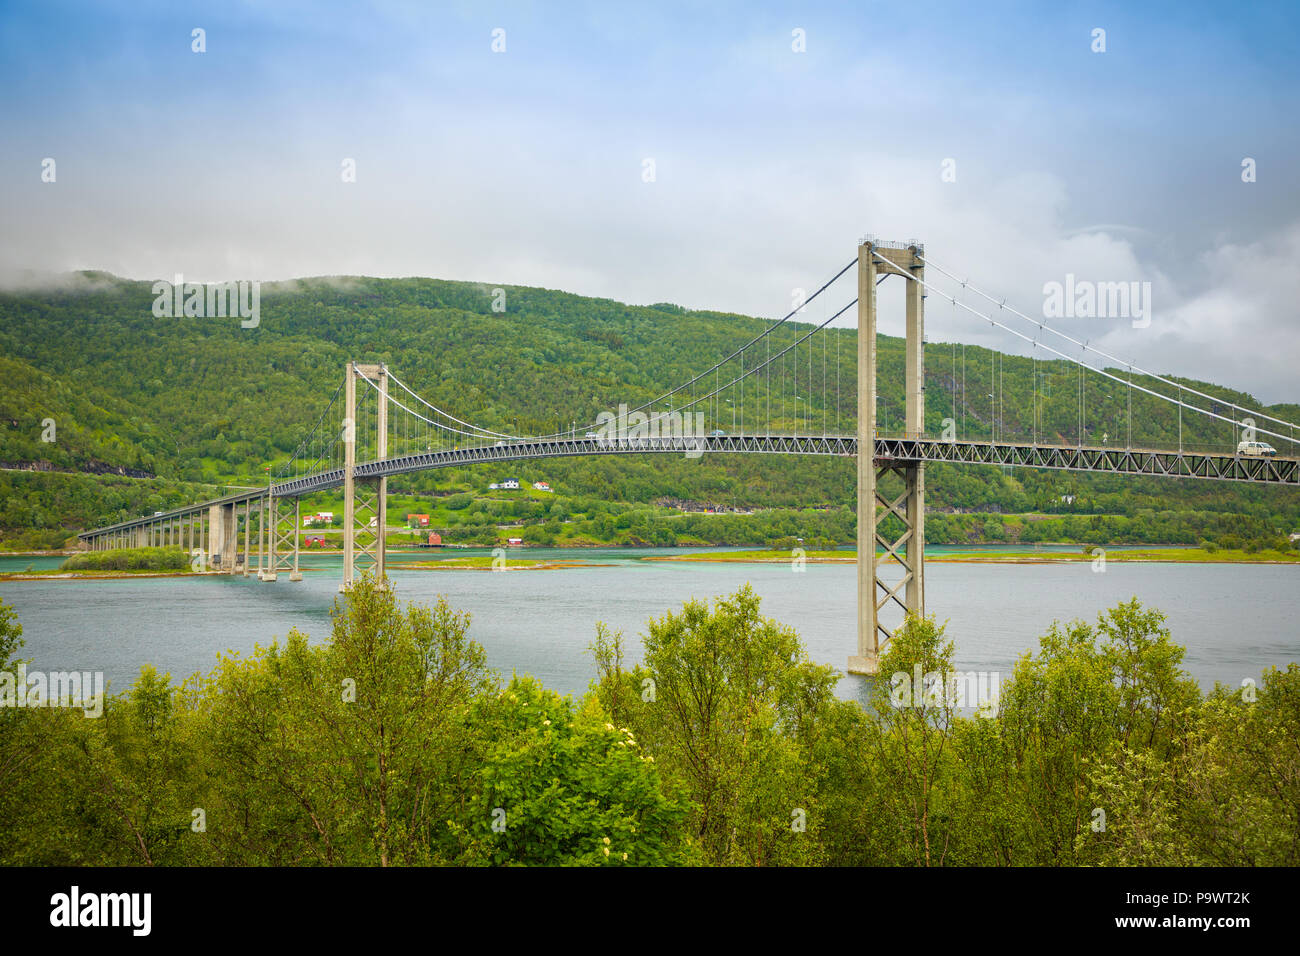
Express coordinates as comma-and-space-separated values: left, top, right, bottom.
78, 239, 1300, 674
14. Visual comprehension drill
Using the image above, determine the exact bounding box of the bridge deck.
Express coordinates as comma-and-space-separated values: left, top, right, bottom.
79, 435, 1299, 539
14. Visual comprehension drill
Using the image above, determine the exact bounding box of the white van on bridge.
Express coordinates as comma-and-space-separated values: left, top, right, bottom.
1237, 440, 1277, 457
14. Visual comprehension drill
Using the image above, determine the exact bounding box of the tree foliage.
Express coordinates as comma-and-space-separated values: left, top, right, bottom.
1, 585, 1297, 866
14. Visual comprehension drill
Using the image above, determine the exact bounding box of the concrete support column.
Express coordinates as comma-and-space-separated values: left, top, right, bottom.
256, 499, 265, 579
850, 242, 879, 675
207, 503, 237, 571
243, 499, 252, 576
375, 365, 388, 581
903, 246, 926, 620
262, 493, 278, 582
342, 361, 357, 591
222, 504, 237, 572
207, 505, 223, 569
906, 268, 923, 439
290, 498, 303, 582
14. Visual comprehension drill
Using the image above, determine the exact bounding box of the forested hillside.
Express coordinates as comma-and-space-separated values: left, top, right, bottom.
1, 272, 1297, 549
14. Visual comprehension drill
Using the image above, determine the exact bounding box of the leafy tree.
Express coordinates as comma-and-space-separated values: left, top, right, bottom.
866, 614, 962, 865
449, 677, 690, 865
593, 585, 836, 865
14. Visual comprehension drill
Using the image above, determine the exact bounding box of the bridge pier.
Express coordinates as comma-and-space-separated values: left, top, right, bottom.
289, 499, 302, 582
241, 499, 251, 575
849, 239, 926, 676
207, 502, 237, 573
259, 493, 277, 582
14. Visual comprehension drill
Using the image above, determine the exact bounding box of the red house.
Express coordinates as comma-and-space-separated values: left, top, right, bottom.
427, 532, 442, 546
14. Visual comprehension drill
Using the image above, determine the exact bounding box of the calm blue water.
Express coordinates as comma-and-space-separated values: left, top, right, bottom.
2, 548, 1296, 704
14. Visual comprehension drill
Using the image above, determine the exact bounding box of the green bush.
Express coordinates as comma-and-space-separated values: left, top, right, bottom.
60, 547, 190, 572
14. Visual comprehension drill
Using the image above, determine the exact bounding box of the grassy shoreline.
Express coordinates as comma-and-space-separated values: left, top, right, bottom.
3, 546, 1296, 581
0, 568, 217, 581
641, 547, 1300, 565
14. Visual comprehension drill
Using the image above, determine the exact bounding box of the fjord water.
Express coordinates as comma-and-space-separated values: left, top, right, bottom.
2, 549, 1296, 704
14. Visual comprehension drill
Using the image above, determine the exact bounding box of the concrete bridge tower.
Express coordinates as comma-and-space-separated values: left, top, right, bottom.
848, 239, 926, 675
341, 361, 389, 590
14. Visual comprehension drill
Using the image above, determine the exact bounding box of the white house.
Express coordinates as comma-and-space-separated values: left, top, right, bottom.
533, 481, 551, 491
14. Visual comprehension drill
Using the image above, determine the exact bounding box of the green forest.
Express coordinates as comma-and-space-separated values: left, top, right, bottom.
1, 584, 1296, 866
2, 272, 1297, 551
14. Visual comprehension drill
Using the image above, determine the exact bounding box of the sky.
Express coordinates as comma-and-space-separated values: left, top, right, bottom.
2, 0, 1298, 402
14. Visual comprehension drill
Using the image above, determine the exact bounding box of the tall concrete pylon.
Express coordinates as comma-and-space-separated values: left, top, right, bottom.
848, 239, 926, 675
341, 361, 389, 591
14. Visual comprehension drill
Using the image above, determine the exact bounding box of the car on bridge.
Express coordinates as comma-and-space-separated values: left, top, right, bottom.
1237, 440, 1277, 457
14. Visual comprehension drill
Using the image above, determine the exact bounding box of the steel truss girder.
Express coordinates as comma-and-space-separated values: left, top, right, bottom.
872, 438, 1300, 485
81, 435, 1299, 542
